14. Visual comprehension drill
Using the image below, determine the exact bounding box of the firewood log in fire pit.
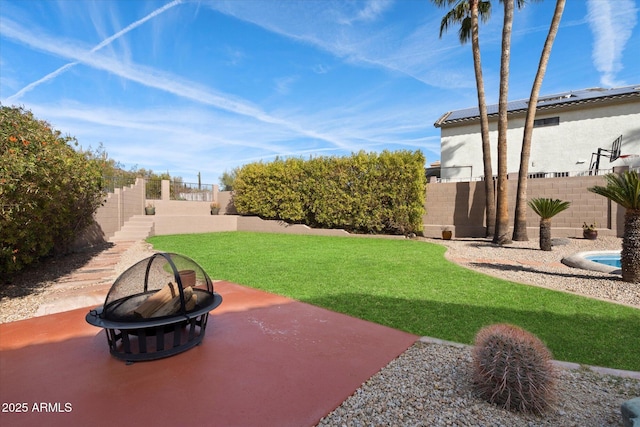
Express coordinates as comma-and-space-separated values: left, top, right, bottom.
134, 283, 197, 318
152, 287, 197, 317
134, 282, 178, 318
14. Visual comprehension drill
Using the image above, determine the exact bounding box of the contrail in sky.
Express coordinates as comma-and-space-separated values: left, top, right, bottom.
6, 0, 183, 103
586, 0, 637, 87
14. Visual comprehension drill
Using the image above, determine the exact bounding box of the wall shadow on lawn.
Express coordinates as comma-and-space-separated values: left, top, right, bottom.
302, 292, 640, 371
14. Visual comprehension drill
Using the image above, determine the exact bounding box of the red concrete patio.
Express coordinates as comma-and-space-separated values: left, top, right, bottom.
0, 281, 417, 427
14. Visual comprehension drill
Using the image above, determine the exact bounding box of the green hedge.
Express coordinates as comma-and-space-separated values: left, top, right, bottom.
1, 106, 105, 276
233, 150, 426, 234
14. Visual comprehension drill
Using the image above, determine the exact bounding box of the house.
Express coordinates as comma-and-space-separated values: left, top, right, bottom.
434, 85, 640, 181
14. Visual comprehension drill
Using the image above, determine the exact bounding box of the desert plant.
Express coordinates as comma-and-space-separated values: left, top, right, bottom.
471, 323, 557, 414
588, 170, 640, 283
527, 198, 570, 251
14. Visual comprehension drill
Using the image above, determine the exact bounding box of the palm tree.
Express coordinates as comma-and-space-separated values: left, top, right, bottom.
512, 0, 566, 241
527, 198, 570, 251
433, 0, 496, 237
588, 170, 640, 283
493, 0, 514, 245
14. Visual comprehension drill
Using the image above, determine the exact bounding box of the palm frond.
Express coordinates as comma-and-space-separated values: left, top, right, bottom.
435, 0, 492, 42
459, 16, 472, 42
588, 171, 640, 210
478, 0, 492, 22
527, 198, 571, 220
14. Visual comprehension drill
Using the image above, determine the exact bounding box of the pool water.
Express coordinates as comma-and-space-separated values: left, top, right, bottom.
585, 254, 622, 268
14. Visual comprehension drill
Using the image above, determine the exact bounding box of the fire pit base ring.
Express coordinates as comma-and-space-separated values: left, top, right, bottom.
87, 293, 222, 364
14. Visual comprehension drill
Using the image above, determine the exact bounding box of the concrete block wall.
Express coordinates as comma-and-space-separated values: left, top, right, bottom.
217, 191, 236, 215
527, 175, 610, 233
93, 177, 146, 240
236, 216, 350, 236
151, 215, 238, 236
151, 200, 212, 216
82, 175, 626, 246
423, 173, 623, 238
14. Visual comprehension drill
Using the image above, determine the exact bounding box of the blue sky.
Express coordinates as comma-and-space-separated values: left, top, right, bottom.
1, 0, 638, 185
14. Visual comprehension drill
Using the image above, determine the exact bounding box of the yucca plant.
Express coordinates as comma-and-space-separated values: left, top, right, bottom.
527, 198, 571, 251
589, 170, 640, 283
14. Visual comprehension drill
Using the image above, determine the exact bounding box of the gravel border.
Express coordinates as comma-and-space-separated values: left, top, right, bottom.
316, 340, 640, 427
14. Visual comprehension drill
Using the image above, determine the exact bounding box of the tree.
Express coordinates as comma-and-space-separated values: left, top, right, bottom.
493, 0, 515, 245
527, 198, 570, 251
512, 0, 566, 241
588, 171, 640, 283
433, 0, 496, 237
219, 167, 239, 191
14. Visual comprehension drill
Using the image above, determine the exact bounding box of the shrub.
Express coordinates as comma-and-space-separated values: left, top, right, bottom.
232, 150, 426, 234
1, 106, 105, 277
471, 323, 557, 414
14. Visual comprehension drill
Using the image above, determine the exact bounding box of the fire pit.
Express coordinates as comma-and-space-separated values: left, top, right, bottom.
86, 252, 222, 363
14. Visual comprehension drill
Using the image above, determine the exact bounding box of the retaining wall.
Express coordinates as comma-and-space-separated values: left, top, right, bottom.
79, 173, 625, 248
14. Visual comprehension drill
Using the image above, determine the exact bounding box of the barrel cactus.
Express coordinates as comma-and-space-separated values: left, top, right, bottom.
471, 323, 557, 414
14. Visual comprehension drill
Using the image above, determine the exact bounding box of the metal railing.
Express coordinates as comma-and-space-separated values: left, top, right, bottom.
436, 168, 618, 183
144, 179, 214, 201
171, 181, 214, 202
145, 179, 162, 200
101, 175, 137, 193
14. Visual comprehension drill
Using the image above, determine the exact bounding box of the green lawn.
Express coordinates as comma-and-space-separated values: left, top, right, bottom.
148, 232, 640, 371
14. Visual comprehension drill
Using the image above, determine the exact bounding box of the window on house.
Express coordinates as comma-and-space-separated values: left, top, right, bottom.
533, 116, 560, 127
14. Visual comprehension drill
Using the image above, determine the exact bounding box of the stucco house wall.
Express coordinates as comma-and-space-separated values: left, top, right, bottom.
437, 86, 640, 180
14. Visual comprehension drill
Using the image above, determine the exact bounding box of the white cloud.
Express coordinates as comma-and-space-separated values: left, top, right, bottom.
0, 17, 354, 150
4, 0, 183, 102
204, 0, 473, 89
313, 64, 330, 74
587, 0, 638, 87
338, 0, 394, 25
0, 1, 446, 182
274, 75, 299, 95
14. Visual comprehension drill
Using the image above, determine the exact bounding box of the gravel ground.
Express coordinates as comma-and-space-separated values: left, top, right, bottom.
2, 235, 639, 426
317, 340, 640, 427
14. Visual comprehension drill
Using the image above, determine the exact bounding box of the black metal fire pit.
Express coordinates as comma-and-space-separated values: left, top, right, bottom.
86, 252, 222, 363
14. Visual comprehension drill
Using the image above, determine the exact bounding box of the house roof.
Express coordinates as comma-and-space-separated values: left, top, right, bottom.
434, 84, 640, 128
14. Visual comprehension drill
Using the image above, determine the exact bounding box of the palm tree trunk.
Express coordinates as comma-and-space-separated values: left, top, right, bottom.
493, 0, 514, 245
622, 208, 640, 283
539, 218, 552, 251
470, 0, 496, 237
513, 0, 565, 241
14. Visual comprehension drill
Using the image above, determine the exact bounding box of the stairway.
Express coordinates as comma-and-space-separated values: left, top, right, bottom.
109, 215, 155, 242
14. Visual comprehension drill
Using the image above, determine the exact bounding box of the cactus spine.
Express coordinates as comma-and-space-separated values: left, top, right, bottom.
471, 323, 557, 414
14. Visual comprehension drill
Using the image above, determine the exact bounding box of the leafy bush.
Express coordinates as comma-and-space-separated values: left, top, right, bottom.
1, 106, 105, 276
471, 324, 557, 414
233, 150, 426, 234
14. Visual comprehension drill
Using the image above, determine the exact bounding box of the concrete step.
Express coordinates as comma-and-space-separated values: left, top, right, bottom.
110, 216, 154, 242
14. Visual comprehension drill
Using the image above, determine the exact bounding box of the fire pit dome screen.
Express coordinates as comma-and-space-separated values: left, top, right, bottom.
86, 252, 222, 363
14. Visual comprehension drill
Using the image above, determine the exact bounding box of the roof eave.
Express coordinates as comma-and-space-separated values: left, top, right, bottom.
435, 91, 640, 128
